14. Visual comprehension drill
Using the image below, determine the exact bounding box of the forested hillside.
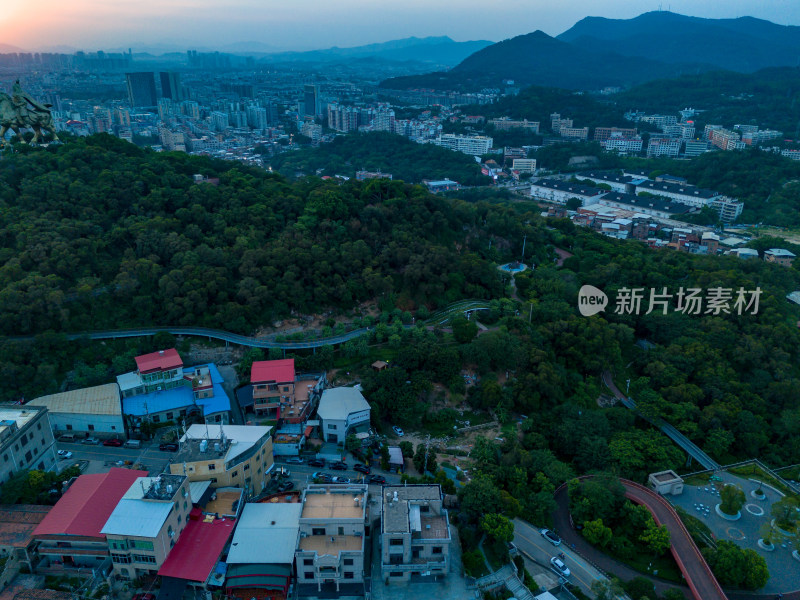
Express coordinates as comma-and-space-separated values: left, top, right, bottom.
269, 132, 489, 185
0, 135, 510, 339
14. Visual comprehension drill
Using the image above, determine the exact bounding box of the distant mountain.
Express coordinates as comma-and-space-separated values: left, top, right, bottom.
0, 44, 26, 53
558, 11, 800, 73
381, 30, 706, 91
264, 36, 493, 67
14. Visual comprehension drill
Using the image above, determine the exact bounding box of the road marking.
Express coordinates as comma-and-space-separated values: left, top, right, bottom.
515, 531, 595, 592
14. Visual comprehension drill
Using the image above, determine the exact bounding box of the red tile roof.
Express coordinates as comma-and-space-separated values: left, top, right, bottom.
33, 468, 148, 539
135, 348, 183, 374
0, 505, 51, 548
250, 359, 295, 384
158, 517, 236, 582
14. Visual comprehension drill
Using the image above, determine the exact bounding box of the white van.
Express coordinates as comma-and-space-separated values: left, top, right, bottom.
124, 439, 141, 449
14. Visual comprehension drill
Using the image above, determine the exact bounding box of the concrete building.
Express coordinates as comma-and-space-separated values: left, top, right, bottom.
710, 196, 744, 223
647, 138, 682, 158
577, 171, 637, 194
424, 179, 461, 193
598, 192, 692, 220
102, 474, 191, 579
683, 140, 709, 157
530, 179, 607, 207
0, 405, 58, 484
125, 72, 157, 108
168, 424, 274, 494
709, 128, 745, 151
159, 72, 184, 102
295, 484, 369, 597
381, 485, 450, 583
316, 388, 371, 444
434, 134, 493, 155
31, 384, 123, 437
226, 503, 302, 597
648, 470, 684, 496
764, 248, 796, 267
251, 359, 296, 417
729, 248, 760, 259
488, 118, 539, 133
511, 158, 537, 173
560, 126, 589, 140
634, 180, 720, 209
0, 505, 51, 573
601, 136, 642, 154
304, 84, 320, 119
593, 127, 637, 142
33, 468, 148, 570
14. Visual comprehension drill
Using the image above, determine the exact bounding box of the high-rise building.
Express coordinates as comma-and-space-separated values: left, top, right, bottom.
159, 72, 184, 102
125, 72, 157, 108
303, 84, 319, 118
247, 106, 268, 130
211, 111, 229, 132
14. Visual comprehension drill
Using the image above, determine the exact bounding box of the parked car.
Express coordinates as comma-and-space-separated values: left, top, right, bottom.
307, 458, 326, 467
285, 456, 304, 464
159, 443, 178, 452
313, 472, 333, 482
57, 450, 73, 459
366, 475, 386, 484
550, 557, 571, 578
103, 438, 123, 447
540, 529, 561, 546
392, 426, 404, 436
132, 594, 155, 600
83, 437, 100, 445
277, 481, 295, 492
332, 476, 350, 483
330, 462, 348, 470
353, 463, 371, 474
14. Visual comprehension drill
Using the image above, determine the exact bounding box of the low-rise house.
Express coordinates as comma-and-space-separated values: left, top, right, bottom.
101, 474, 191, 579
0, 405, 58, 484
168, 424, 274, 495
729, 248, 760, 259
295, 484, 369, 598
0, 505, 51, 572
764, 248, 796, 267
316, 388, 371, 444
31, 384, 124, 438
33, 468, 148, 570
381, 485, 451, 583
226, 503, 302, 598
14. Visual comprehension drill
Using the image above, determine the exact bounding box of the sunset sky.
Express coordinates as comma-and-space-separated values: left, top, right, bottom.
4, 0, 800, 52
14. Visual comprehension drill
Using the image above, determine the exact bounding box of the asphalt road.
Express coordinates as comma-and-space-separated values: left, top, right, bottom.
513, 518, 624, 598
57, 441, 177, 476
272, 458, 403, 489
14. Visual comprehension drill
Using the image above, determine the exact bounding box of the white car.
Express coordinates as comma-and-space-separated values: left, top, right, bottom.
392, 426, 404, 437
550, 557, 570, 578
540, 528, 561, 546
57, 450, 73, 459
285, 457, 304, 464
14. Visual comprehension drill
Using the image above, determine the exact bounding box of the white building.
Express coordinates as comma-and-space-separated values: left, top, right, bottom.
634, 180, 720, 208
434, 134, 493, 155
31, 383, 124, 437
512, 158, 537, 173
316, 388, 371, 443
647, 138, 682, 158
530, 179, 607, 207
0, 405, 58, 482
602, 136, 643, 154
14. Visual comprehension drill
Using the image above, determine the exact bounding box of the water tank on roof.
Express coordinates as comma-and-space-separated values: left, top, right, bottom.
200, 439, 208, 453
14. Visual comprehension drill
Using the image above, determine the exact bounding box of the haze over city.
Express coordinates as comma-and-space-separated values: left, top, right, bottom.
4, 0, 800, 52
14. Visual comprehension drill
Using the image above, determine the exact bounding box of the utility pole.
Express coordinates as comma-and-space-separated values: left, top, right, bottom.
423, 434, 431, 475
521, 233, 527, 263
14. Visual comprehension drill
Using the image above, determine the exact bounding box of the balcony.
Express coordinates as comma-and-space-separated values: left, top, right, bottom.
380, 557, 446, 572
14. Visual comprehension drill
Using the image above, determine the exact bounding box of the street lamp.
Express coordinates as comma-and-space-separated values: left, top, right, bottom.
626, 379, 631, 395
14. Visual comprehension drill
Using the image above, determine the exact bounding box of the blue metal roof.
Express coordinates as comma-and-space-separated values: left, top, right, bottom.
122, 363, 230, 418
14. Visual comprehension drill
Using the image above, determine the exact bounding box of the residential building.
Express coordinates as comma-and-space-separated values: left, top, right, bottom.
598, 192, 692, 220
709, 128, 745, 151
118, 349, 184, 398
168, 424, 274, 494
488, 118, 539, 133
764, 248, 796, 267
0, 505, 51, 572
550, 113, 572, 134
728, 248, 760, 259
102, 474, 191, 579
251, 359, 296, 417
159, 72, 184, 102
125, 72, 157, 108
593, 127, 637, 142
781, 149, 800, 161
381, 485, 450, 582
530, 179, 607, 207
211, 111, 229, 132
710, 195, 744, 223
560, 127, 589, 141
226, 503, 302, 598
316, 388, 371, 443
33, 468, 148, 569
295, 484, 369, 597
601, 135, 642, 154
434, 134, 493, 155
683, 139, 709, 157
304, 84, 319, 118
0, 405, 58, 484
647, 138, 682, 158
503, 147, 527, 162
511, 158, 537, 173
356, 171, 392, 181
30, 384, 124, 437
640, 114, 677, 129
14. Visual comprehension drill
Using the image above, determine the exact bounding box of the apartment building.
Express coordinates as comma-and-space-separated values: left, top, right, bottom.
512, 158, 537, 173
710, 196, 744, 223
488, 118, 539, 133
118, 349, 184, 399
647, 138, 682, 158
560, 127, 589, 141
251, 359, 296, 417
0, 405, 58, 484
709, 128, 746, 151
434, 134, 493, 155
296, 484, 369, 597
381, 485, 451, 583
168, 424, 274, 494
102, 474, 191, 579
601, 136, 642, 154
593, 127, 637, 142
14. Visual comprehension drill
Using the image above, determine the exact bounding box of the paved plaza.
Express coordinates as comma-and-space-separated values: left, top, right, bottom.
670, 471, 799, 595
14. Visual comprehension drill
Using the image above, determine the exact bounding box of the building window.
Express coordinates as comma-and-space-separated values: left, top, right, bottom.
208, 464, 215, 471
419, 505, 430, 513
132, 554, 157, 564
37, 423, 41, 430
303, 559, 313, 566
177, 515, 182, 524
244, 464, 250, 471
328, 424, 337, 430
41, 438, 45, 446
312, 528, 325, 536
390, 572, 403, 578
232, 471, 238, 478
24, 450, 32, 462
304, 572, 314, 579
344, 559, 353, 566
183, 500, 188, 510
111, 553, 131, 564
38, 461, 44, 470
130, 540, 153, 550
152, 416, 160, 423
166, 413, 173, 420
344, 572, 354, 579
65, 425, 72, 431
432, 547, 443, 554
389, 538, 404, 546
111, 426, 116, 430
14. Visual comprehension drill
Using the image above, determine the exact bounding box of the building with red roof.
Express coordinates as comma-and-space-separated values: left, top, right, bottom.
33, 468, 147, 569
157, 513, 236, 584
250, 359, 295, 417
118, 349, 185, 399
0, 505, 51, 571
135, 348, 183, 374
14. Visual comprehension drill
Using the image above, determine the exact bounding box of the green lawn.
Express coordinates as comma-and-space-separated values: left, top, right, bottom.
727, 463, 795, 496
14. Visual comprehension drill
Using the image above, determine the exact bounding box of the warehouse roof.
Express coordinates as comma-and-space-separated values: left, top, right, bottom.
31, 384, 121, 416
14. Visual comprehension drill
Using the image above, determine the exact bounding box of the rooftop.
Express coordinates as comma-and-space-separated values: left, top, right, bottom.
600, 192, 691, 215
635, 180, 720, 199
251, 359, 295, 384
227, 503, 302, 564
203, 488, 242, 518
179, 424, 272, 465
316, 388, 370, 421
298, 535, 363, 557
0, 406, 45, 444
765, 248, 797, 258
382, 485, 444, 535
34, 468, 148, 539
0, 505, 51, 549
531, 178, 607, 197
135, 348, 183, 374
301, 485, 368, 520
157, 515, 236, 582
122, 363, 230, 417
101, 475, 187, 538
31, 384, 121, 416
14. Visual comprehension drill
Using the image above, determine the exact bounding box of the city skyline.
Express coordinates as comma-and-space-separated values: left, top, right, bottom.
3, 0, 800, 54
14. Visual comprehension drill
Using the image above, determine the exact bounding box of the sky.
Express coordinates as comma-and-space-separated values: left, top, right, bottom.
3, 0, 800, 52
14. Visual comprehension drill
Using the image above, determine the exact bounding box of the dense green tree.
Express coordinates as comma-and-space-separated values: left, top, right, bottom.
702, 541, 769, 590
582, 518, 613, 548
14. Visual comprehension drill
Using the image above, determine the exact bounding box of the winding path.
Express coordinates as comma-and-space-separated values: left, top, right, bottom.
555, 477, 727, 600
